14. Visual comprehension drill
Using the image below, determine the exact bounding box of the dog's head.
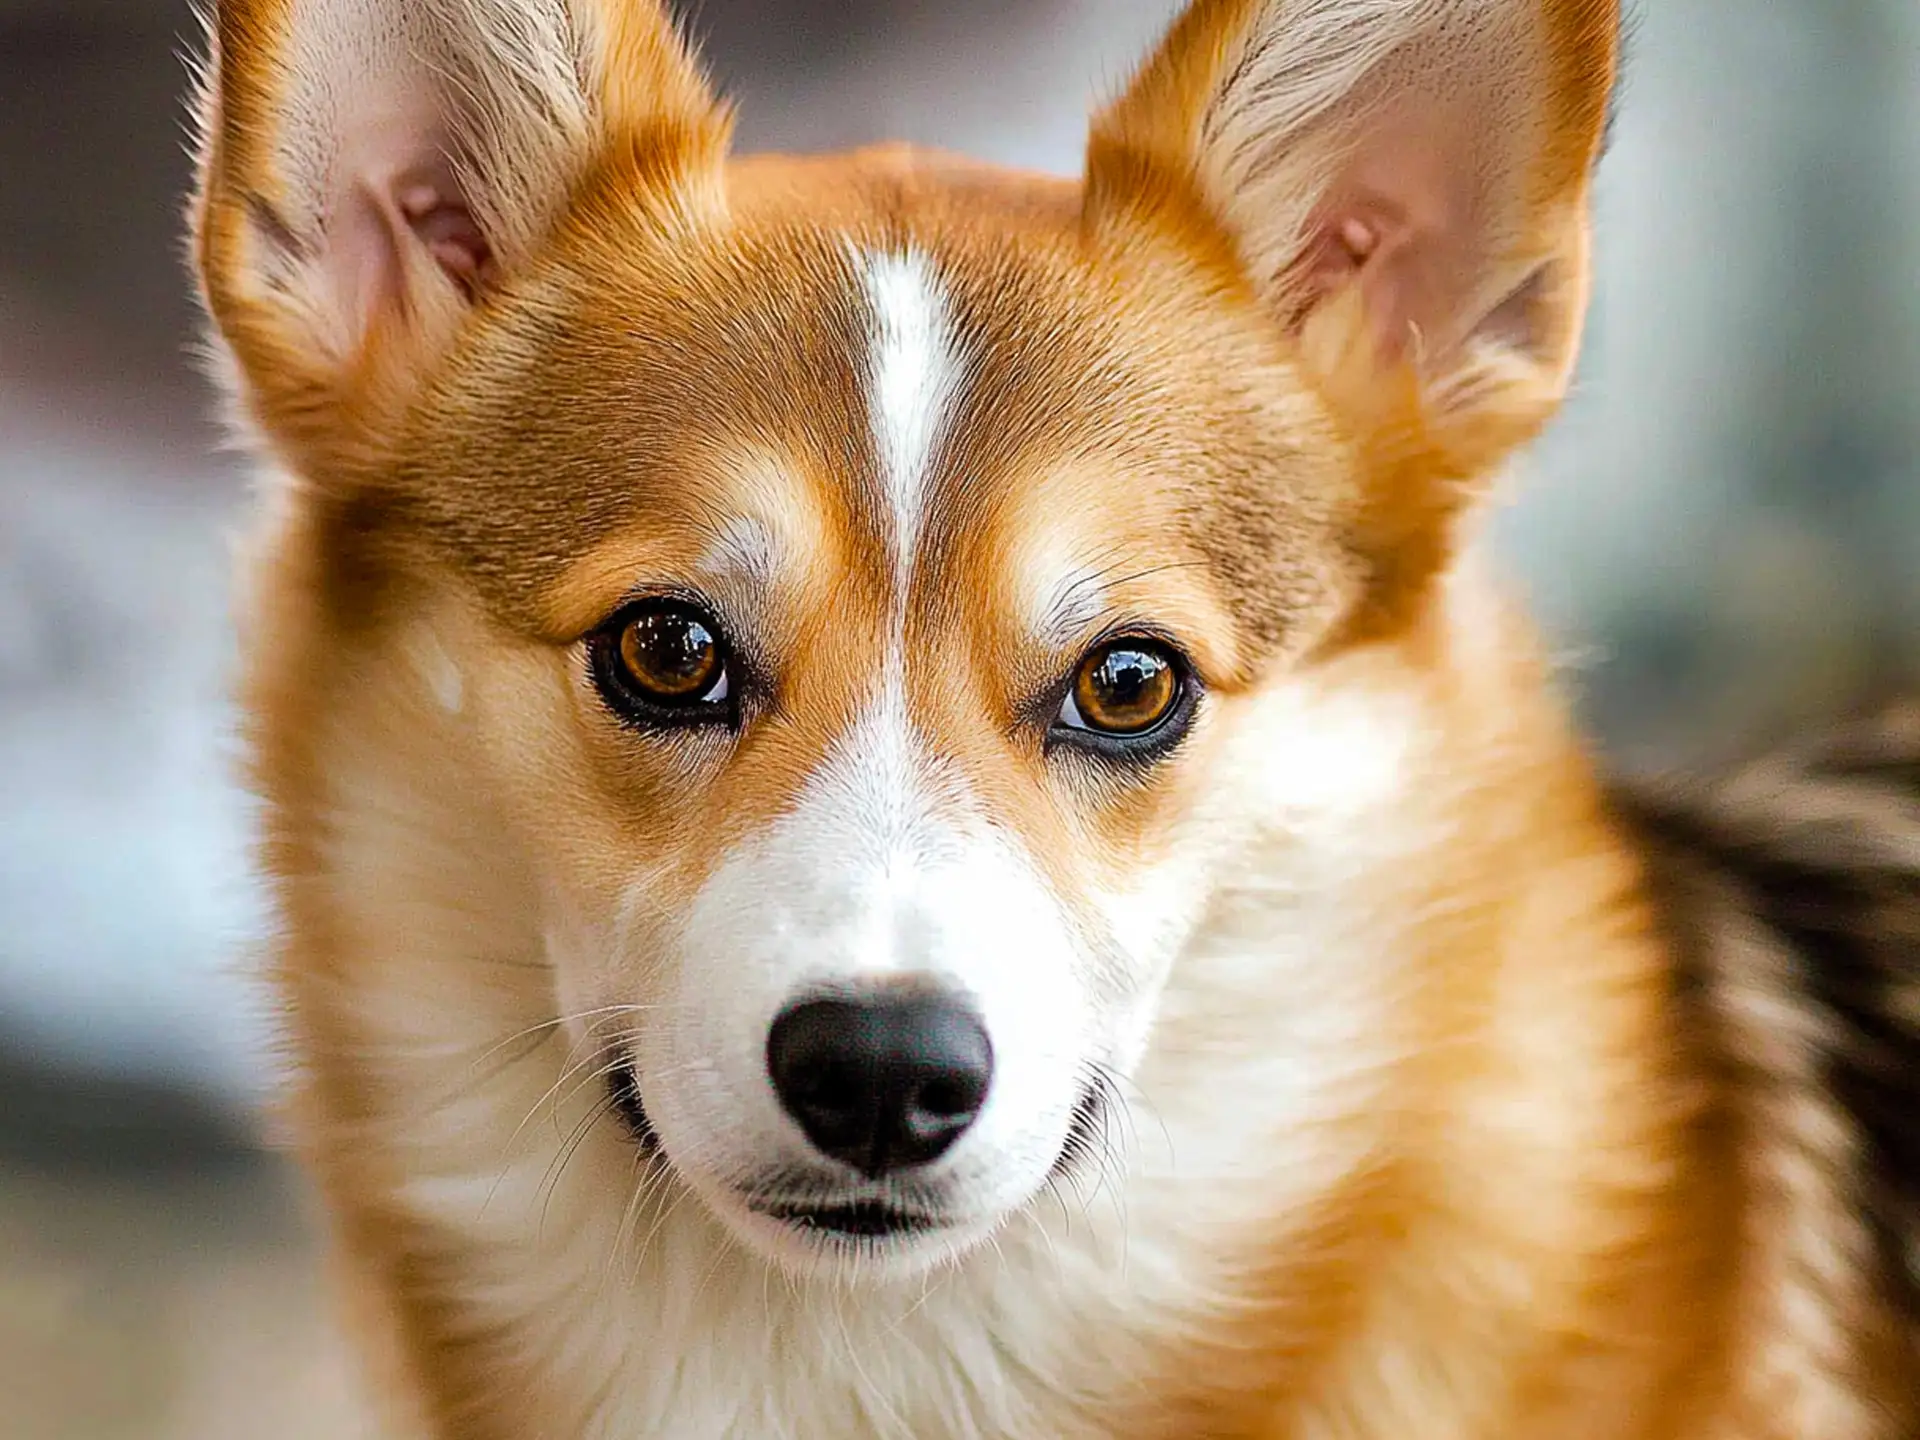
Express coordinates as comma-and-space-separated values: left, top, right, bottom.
195, 0, 1616, 1274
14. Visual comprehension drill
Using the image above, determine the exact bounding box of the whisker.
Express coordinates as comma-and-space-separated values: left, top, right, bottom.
536, 1091, 622, 1242
620, 1161, 681, 1288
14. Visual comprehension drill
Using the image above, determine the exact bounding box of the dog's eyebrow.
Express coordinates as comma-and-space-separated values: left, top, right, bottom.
698, 514, 780, 591
1032, 564, 1114, 651
1028, 554, 1218, 655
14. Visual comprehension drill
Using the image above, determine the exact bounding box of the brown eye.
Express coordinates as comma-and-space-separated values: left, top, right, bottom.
592, 600, 732, 723
1061, 641, 1182, 737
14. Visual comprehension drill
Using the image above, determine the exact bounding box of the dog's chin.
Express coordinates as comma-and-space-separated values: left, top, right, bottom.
607, 1062, 1106, 1279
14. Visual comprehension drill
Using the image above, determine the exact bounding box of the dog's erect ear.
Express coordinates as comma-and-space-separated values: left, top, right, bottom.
191, 0, 725, 469
1088, 0, 1617, 465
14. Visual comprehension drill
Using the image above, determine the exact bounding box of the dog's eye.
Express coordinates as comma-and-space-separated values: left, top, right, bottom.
590, 600, 733, 726
1056, 641, 1183, 738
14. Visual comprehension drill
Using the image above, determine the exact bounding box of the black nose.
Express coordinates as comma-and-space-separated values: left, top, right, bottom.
766, 994, 993, 1177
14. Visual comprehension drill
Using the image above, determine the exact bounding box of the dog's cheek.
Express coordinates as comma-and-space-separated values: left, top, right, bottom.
631, 846, 829, 1181
1086, 851, 1220, 1076
526, 858, 674, 1057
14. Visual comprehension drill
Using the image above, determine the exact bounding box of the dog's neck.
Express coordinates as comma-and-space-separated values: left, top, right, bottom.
302, 575, 1737, 1440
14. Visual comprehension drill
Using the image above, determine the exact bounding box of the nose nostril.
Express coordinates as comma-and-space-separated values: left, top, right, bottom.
766, 993, 993, 1176
913, 1077, 976, 1120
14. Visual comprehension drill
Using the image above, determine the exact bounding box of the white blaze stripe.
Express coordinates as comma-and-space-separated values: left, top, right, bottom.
858, 249, 963, 596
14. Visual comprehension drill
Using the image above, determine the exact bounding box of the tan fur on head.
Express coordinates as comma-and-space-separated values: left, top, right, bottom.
190, 1, 1919, 1436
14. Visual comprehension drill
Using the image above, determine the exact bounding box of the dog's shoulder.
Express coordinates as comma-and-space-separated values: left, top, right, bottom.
1609, 703, 1920, 1355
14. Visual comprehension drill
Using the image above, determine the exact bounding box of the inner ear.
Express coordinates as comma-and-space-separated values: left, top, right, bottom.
1278, 80, 1509, 365
320, 136, 497, 337
389, 163, 495, 297
1290, 197, 1426, 360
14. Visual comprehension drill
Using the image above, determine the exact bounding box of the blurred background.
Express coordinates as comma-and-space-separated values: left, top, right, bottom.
1, 1, 1915, 1435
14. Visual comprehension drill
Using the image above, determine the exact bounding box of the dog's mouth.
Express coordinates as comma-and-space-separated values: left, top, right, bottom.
749, 1198, 945, 1239
606, 1061, 1110, 1244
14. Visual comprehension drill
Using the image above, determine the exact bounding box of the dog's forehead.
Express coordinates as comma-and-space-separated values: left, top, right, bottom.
405, 157, 1356, 659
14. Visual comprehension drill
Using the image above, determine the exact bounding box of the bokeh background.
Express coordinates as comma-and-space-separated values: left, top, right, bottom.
2, 2, 1916, 1435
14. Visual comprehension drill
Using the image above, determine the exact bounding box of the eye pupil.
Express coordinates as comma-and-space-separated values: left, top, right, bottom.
1072, 643, 1178, 736
620, 611, 718, 696
595, 601, 732, 721
1099, 653, 1152, 705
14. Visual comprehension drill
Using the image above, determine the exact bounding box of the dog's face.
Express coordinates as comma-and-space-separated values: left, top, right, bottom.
195, 0, 1615, 1273
413, 187, 1363, 1269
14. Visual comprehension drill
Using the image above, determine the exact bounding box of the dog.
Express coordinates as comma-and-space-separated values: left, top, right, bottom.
188, 0, 1919, 1435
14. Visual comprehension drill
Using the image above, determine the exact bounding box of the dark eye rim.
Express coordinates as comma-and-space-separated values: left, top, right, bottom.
1045, 632, 1200, 763
586, 595, 740, 731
